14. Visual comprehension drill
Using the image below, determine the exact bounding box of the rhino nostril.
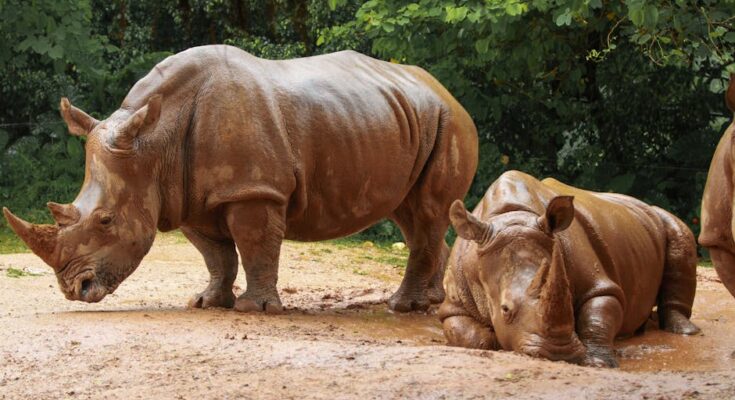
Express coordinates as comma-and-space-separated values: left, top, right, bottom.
81, 279, 92, 297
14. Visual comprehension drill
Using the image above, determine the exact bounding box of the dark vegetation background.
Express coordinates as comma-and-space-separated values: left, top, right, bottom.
0, 0, 734, 248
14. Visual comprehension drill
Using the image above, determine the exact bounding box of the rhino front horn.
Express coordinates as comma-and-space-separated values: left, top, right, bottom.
3, 207, 59, 268
538, 245, 575, 336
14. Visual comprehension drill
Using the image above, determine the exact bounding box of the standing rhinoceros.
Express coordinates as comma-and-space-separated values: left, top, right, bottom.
700, 75, 735, 298
440, 170, 699, 367
3, 45, 478, 313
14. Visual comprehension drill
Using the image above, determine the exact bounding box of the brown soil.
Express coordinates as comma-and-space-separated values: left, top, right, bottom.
1, 234, 734, 399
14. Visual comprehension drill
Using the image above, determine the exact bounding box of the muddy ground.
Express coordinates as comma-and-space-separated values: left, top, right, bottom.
1, 234, 734, 399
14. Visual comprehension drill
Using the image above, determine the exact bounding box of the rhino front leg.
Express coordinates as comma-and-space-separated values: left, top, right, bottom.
710, 247, 735, 299
576, 295, 623, 368
442, 316, 498, 349
182, 227, 238, 309
225, 201, 286, 314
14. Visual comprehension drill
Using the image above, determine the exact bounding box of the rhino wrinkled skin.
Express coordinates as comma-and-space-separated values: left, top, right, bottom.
3, 45, 478, 313
699, 75, 735, 298
440, 170, 699, 367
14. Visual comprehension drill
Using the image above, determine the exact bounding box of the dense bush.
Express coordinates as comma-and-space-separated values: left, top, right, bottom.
1, 0, 734, 247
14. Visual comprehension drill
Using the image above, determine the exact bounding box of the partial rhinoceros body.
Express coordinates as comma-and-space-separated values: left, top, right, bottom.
441, 170, 699, 367
699, 75, 735, 298
3, 45, 478, 312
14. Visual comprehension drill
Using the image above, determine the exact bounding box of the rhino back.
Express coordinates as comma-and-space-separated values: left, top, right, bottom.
123, 46, 470, 239
541, 177, 667, 334
267, 51, 463, 240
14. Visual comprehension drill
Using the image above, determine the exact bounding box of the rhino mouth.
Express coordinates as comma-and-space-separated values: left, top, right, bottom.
67, 269, 109, 303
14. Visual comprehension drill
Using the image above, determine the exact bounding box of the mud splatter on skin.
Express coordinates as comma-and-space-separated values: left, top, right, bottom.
3, 45, 479, 314
442, 171, 699, 368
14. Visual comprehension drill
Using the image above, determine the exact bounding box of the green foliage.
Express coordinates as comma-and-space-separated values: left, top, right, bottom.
327, 0, 735, 241
0, 227, 28, 254
1, 0, 734, 248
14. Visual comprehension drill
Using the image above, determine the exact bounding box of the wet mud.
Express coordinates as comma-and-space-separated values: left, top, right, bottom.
1, 235, 735, 399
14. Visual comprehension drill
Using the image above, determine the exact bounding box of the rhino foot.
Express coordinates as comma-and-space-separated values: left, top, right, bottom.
188, 289, 235, 309
388, 290, 431, 312
427, 287, 445, 304
582, 346, 618, 368
661, 310, 701, 335
234, 294, 283, 314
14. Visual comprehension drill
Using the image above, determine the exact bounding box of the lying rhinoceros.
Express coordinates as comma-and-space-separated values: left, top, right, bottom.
700, 75, 735, 298
440, 170, 699, 367
3, 45, 478, 313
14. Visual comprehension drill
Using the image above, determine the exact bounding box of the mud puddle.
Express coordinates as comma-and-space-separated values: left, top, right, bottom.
616, 288, 735, 372
43, 293, 735, 374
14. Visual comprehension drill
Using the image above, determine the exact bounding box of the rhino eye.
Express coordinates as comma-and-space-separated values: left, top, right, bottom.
500, 304, 514, 323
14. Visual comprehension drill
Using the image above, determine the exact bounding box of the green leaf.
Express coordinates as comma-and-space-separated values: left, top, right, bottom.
628, 2, 644, 26
47, 45, 63, 60
505, 2, 527, 16
475, 38, 490, 54
643, 5, 659, 28
66, 137, 83, 159
555, 10, 572, 26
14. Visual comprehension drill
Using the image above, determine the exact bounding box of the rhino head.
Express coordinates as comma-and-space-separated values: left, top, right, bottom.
449, 196, 586, 363
3, 96, 163, 302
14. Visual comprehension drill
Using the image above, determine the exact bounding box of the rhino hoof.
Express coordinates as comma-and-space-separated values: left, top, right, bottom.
583, 354, 618, 368
234, 297, 284, 314
427, 285, 446, 304
388, 292, 431, 312
661, 311, 701, 335
188, 291, 235, 309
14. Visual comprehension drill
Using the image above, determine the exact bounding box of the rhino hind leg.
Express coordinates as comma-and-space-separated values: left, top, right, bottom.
225, 201, 286, 314
388, 204, 451, 312
387, 111, 476, 312
653, 208, 700, 335
182, 227, 238, 309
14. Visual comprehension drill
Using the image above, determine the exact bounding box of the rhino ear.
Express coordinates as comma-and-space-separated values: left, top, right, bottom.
538, 196, 575, 235
113, 94, 162, 150
727, 74, 735, 113
449, 200, 491, 243
60, 98, 99, 136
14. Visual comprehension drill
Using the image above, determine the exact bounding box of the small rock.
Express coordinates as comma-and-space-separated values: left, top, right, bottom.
391, 242, 406, 250
361, 241, 375, 248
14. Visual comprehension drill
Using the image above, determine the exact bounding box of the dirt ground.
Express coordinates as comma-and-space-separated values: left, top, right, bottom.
1, 234, 734, 399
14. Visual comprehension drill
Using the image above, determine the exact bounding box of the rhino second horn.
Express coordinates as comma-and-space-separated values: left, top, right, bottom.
2, 207, 59, 268
47, 202, 81, 226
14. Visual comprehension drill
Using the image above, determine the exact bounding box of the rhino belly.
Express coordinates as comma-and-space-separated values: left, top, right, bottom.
284, 161, 415, 242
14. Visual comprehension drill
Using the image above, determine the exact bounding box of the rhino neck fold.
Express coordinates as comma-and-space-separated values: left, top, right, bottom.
155, 146, 186, 232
